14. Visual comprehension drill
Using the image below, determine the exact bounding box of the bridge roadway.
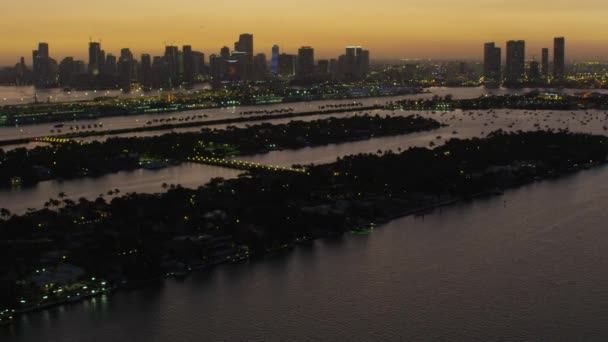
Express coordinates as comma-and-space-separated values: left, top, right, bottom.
187, 156, 308, 174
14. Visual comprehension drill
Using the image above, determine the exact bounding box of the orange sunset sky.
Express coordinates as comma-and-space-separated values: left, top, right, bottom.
1, 0, 608, 65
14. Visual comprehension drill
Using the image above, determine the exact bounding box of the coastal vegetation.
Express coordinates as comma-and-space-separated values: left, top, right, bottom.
1, 130, 607, 322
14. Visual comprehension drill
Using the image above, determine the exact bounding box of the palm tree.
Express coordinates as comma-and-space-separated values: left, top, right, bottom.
0, 208, 11, 219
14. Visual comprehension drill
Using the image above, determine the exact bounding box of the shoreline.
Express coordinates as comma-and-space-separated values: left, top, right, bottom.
3, 162, 603, 327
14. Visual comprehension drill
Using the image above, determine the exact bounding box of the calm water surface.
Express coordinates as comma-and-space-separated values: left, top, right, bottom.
3, 86, 605, 143
3, 107, 608, 214
2, 165, 608, 341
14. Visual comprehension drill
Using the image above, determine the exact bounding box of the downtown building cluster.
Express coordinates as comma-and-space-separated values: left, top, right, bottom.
7, 34, 371, 90
483, 37, 565, 86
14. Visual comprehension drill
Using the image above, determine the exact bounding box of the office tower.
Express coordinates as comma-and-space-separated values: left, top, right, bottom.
505, 40, 525, 83
15, 57, 30, 85
317, 59, 329, 75
140, 54, 152, 87
98, 50, 106, 73
297, 47, 315, 78
553, 37, 565, 80
278, 54, 296, 76
234, 33, 254, 56
32, 42, 56, 88
209, 54, 225, 81
357, 49, 370, 78
483, 42, 501, 83
192, 51, 205, 78
329, 58, 339, 78
38, 43, 49, 58
317, 60, 329, 74
253, 53, 267, 80
120, 48, 133, 62
220, 46, 230, 59
541, 48, 549, 80
164, 46, 179, 86
118, 48, 135, 88
182, 45, 194, 84
344, 46, 357, 79
58, 57, 77, 86
271, 45, 280, 74
528, 60, 540, 83
88, 42, 101, 75
103, 54, 117, 75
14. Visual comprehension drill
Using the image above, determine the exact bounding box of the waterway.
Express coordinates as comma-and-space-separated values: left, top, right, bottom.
3, 163, 608, 341
2, 106, 608, 214
1, 86, 605, 143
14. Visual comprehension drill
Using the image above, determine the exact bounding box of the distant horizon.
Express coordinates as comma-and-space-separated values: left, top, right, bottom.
3, 0, 608, 64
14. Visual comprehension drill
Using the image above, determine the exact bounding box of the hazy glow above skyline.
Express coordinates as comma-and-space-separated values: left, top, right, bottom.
2, 0, 608, 64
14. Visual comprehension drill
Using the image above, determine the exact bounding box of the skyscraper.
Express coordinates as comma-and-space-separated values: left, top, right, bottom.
103, 54, 117, 75
235, 34, 254, 56
140, 54, 152, 87
344, 46, 357, 79
271, 45, 280, 75
38, 43, 49, 58
317, 60, 329, 74
182, 45, 194, 84
253, 53, 267, 80
541, 48, 549, 80
357, 49, 370, 78
88, 42, 101, 75
553, 37, 565, 81
528, 60, 540, 83
505, 40, 525, 83
297, 46, 315, 78
192, 51, 206, 79
32, 42, 56, 88
278, 54, 296, 76
164, 46, 179, 86
483, 42, 501, 84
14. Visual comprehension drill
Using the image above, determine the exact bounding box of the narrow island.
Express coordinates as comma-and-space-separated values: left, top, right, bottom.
0, 114, 442, 187
1, 130, 607, 325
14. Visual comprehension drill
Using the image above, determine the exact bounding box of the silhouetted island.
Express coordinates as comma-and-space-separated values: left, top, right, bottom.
1, 130, 607, 325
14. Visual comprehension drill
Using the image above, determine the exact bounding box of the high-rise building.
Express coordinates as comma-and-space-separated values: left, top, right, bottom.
164, 46, 179, 86
271, 45, 280, 75
38, 43, 49, 58
88, 42, 102, 75
182, 45, 194, 84
140, 54, 152, 87
344, 46, 357, 79
220, 46, 230, 59
297, 47, 315, 78
234, 34, 254, 56
483, 42, 501, 83
120, 48, 133, 62
192, 51, 206, 79
317, 60, 329, 74
553, 37, 565, 80
209, 54, 225, 82
278, 54, 296, 76
357, 49, 370, 78
253, 53, 267, 80
58, 57, 77, 86
32, 42, 57, 88
98, 50, 106, 73
528, 60, 540, 83
103, 54, 117, 75
505, 40, 525, 83
541, 48, 549, 80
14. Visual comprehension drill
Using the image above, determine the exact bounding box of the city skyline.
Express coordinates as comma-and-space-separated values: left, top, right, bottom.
3, 0, 608, 64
